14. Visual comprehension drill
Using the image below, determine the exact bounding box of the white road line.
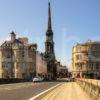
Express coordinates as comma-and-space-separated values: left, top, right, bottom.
28, 83, 62, 100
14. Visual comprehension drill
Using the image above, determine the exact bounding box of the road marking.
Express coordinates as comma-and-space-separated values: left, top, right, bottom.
42, 83, 64, 100
28, 83, 62, 100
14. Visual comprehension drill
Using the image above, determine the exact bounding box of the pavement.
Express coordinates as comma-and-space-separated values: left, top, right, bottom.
0, 81, 92, 100
35, 82, 91, 100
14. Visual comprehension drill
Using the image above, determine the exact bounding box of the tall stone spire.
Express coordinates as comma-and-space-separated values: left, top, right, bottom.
45, 1, 55, 55
48, 2, 52, 30
44, 1, 57, 80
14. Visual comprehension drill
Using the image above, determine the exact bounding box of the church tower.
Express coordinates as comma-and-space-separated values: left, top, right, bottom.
44, 2, 57, 80
45, 2, 55, 58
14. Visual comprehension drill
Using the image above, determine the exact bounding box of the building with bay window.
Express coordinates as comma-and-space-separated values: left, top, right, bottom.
72, 40, 100, 79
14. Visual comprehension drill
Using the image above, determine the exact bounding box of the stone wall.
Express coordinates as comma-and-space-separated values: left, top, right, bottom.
77, 78, 100, 100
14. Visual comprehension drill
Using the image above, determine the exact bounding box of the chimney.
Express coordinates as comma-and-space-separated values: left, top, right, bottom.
10, 31, 16, 42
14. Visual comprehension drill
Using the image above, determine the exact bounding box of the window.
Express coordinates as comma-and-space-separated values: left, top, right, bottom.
77, 47, 81, 52
7, 54, 11, 58
20, 51, 24, 57
76, 55, 82, 60
22, 51, 24, 57
76, 55, 79, 60
96, 64, 99, 70
91, 64, 93, 70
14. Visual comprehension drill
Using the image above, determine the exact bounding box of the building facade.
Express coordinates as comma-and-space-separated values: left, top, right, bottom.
72, 40, 100, 79
57, 62, 68, 78
36, 52, 47, 77
0, 32, 37, 79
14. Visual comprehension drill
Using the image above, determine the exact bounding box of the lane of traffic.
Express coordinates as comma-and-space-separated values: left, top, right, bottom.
0, 82, 60, 100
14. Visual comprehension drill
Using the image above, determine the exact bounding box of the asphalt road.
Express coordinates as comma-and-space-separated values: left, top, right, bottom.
0, 80, 91, 100
0, 82, 60, 100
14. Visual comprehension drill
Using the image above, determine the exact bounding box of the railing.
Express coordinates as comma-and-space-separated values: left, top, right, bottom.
77, 78, 100, 100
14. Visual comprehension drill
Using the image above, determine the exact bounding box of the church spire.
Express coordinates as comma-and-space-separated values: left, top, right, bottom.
48, 2, 52, 30
45, 1, 55, 55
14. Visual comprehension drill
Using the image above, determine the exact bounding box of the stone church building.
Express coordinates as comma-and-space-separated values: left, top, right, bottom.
44, 2, 57, 80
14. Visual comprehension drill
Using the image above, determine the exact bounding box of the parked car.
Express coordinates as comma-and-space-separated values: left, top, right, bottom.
70, 77, 76, 82
32, 77, 43, 82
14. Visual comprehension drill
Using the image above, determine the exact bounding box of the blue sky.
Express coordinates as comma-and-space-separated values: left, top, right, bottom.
0, 0, 100, 68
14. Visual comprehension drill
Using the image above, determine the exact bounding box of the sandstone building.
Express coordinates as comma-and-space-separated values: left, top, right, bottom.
36, 52, 47, 77
72, 40, 100, 79
0, 32, 37, 79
